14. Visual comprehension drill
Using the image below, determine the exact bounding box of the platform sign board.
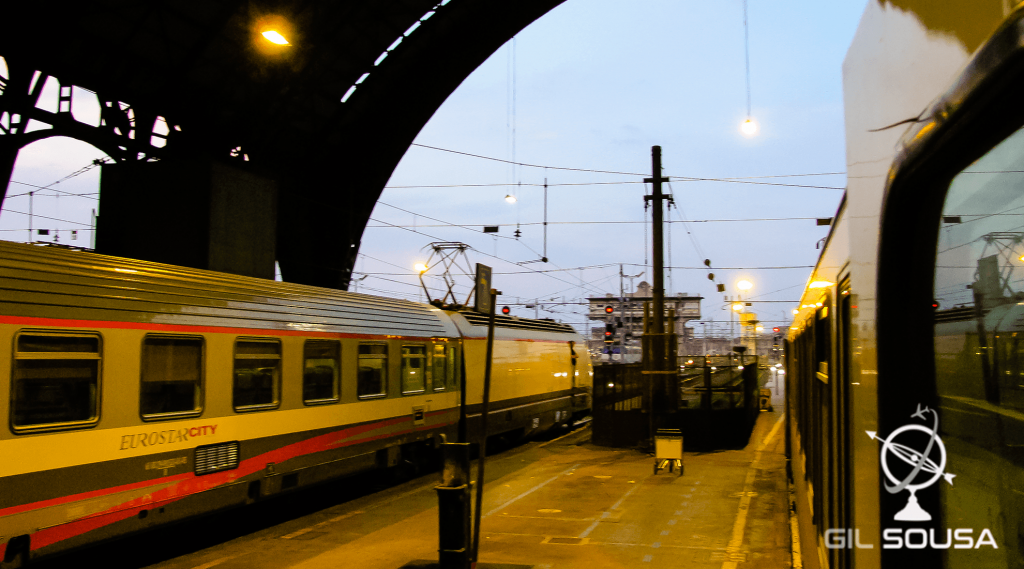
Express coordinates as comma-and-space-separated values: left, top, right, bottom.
474, 264, 492, 314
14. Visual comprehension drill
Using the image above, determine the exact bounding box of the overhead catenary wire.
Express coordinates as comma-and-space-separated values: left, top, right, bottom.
365, 216, 830, 228
408, 143, 844, 189
366, 216, 609, 296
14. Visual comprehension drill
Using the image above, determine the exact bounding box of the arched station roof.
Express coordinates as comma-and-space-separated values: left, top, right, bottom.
0, 0, 564, 288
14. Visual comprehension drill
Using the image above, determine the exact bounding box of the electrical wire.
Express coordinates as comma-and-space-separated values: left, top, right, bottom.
366, 216, 608, 296
408, 143, 844, 189
0, 209, 93, 227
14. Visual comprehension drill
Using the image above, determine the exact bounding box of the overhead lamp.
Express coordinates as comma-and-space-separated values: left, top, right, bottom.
737, 280, 753, 291
504, 194, 517, 204
261, 30, 290, 45
732, 303, 743, 311
415, 263, 428, 273
740, 118, 759, 137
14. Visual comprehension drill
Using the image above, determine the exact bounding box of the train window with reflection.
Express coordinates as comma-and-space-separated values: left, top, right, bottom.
431, 344, 447, 391
233, 339, 280, 410
447, 346, 459, 389
401, 345, 427, 394
357, 343, 387, 398
932, 123, 1024, 564
303, 340, 340, 404
11, 332, 101, 430
141, 336, 203, 419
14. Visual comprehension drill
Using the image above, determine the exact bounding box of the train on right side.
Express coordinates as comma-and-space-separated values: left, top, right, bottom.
786, 2, 1024, 568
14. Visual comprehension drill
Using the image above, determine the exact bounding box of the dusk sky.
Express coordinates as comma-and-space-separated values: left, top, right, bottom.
1, 0, 870, 337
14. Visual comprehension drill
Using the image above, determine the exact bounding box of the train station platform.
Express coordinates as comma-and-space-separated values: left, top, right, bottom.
281, 406, 792, 569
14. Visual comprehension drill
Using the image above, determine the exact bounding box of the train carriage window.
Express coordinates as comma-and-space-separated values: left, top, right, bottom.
934, 125, 1024, 411
357, 343, 387, 398
447, 346, 459, 389
141, 336, 203, 418
401, 345, 427, 394
11, 332, 101, 430
233, 339, 280, 411
431, 344, 447, 392
931, 122, 1024, 567
303, 340, 340, 404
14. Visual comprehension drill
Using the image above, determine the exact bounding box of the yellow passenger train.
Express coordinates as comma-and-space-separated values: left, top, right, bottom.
788, 2, 1024, 568
0, 241, 591, 566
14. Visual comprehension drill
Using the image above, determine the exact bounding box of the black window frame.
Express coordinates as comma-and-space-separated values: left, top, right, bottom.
232, 337, 282, 412
10, 330, 102, 433
400, 344, 427, 395
302, 339, 341, 405
431, 342, 447, 392
357, 342, 388, 399
139, 334, 205, 421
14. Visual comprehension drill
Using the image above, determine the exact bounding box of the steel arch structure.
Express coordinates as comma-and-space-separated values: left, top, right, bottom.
0, 0, 564, 289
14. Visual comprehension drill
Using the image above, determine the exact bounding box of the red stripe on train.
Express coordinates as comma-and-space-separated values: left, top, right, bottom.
10, 410, 455, 552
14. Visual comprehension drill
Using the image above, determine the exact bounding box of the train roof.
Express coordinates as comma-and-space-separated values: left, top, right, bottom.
455, 310, 577, 335
0, 241, 456, 338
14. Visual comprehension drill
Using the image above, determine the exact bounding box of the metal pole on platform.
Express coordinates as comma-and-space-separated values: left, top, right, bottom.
642, 147, 672, 444
645, 146, 668, 342
471, 287, 499, 564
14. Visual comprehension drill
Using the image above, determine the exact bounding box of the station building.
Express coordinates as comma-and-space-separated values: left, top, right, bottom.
586, 281, 702, 354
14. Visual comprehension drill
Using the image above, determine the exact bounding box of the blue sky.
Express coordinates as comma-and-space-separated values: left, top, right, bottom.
1, 0, 869, 337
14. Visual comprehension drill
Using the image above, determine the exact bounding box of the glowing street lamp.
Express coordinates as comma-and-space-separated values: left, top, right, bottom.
737, 280, 753, 291
261, 30, 290, 45
504, 194, 517, 204
414, 262, 428, 273
732, 303, 743, 311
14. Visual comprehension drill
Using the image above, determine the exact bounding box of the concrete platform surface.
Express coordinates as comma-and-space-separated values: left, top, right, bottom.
289, 409, 791, 569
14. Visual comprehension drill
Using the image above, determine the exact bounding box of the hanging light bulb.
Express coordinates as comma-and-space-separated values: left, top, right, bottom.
740, 118, 759, 137
504, 194, 517, 204
261, 30, 290, 45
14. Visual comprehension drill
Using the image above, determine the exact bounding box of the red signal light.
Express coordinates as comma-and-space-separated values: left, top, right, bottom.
501, 306, 510, 315
772, 327, 780, 333
605, 306, 614, 314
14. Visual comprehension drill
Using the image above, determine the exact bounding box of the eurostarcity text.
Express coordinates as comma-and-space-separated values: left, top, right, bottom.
119, 425, 219, 450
